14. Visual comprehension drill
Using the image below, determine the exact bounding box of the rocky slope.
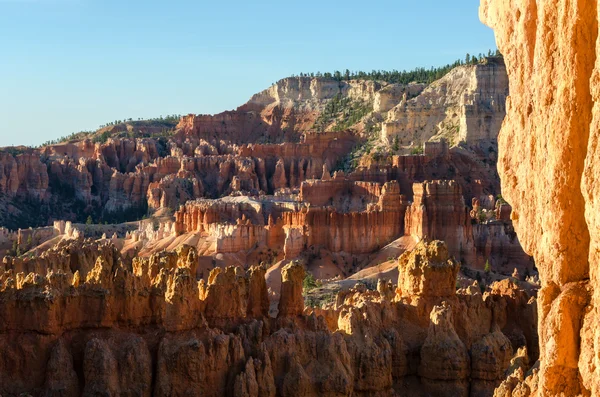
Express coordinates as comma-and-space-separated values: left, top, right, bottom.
0, 239, 537, 396
481, 0, 599, 395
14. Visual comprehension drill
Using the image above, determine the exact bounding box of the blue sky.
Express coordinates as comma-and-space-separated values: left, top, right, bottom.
0, 0, 496, 147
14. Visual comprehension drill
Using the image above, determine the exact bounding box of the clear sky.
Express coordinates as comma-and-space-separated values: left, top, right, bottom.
0, 0, 496, 147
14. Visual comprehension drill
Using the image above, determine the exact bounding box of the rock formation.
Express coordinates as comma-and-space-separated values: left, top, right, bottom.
404, 180, 531, 273
397, 240, 460, 299
0, 45, 548, 396
481, 0, 599, 394
382, 58, 508, 146
419, 302, 471, 397
0, 52, 534, 287
277, 261, 305, 317
1, 57, 509, 230
0, 239, 536, 396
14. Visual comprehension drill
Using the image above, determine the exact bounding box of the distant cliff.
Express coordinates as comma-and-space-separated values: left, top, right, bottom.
0, 57, 508, 230
382, 58, 508, 147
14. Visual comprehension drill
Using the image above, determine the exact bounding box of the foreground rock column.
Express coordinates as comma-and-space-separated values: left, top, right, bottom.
246, 265, 270, 318
419, 302, 470, 397
481, 1, 598, 394
277, 262, 305, 317
397, 240, 460, 301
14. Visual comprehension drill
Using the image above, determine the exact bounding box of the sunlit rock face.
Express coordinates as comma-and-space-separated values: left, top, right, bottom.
0, 239, 537, 396
481, 0, 600, 394
382, 59, 508, 146
0, 30, 543, 395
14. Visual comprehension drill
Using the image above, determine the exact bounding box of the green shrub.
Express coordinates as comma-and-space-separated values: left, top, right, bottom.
313, 94, 372, 132
303, 272, 322, 293
92, 131, 111, 144
478, 210, 487, 223
392, 136, 400, 152
410, 145, 424, 155
304, 292, 335, 308
3, 147, 27, 156
496, 195, 507, 205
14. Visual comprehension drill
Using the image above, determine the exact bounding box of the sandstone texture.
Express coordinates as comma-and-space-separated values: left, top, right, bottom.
382, 58, 508, 147
0, 239, 536, 396
2, 59, 507, 230
481, 0, 599, 395
0, 57, 531, 283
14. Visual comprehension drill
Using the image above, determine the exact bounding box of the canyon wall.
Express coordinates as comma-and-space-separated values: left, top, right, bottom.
0, 58, 510, 231
168, 175, 530, 278
382, 59, 508, 146
404, 180, 531, 274
481, 0, 599, 395
0, 130, 355, 229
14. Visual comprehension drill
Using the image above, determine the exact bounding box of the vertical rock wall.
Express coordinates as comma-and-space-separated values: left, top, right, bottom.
480, 0, 599, 394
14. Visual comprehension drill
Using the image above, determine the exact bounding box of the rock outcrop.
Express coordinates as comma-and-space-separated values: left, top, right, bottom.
0, 41, 546, 396
277, 261, 305, 317
164, 173, 531, 282
397, 240, 459, 299
404, 180, 531, 274
382, 58, 508, 146
419, 302, 470, 397
1, 56, 510, 230
481, 1, 599, 394
0, 239, 535, 396
0, 152, 49, 199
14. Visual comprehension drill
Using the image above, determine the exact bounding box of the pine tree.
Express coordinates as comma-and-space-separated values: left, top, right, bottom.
392, 136, 400, 152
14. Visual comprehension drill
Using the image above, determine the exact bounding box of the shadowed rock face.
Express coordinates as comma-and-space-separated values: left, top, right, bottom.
419, 302, 471, 397
0, 240, 536, 396
277, 261, 306, 317
481, 0, 600, 395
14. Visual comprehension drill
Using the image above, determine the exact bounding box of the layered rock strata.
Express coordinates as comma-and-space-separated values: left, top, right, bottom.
404, 180, 531, 273
1, 57, 508, 230
166, 172, 530, 279
382, 58, 508, 146
0, 240, 535, 396
480, 0, 599, 394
